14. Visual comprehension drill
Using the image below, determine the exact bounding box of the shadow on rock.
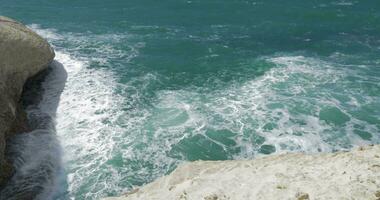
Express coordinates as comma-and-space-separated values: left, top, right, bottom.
0, 61, 70, 200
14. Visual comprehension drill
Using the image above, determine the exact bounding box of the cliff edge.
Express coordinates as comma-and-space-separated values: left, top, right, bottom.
0, 16, 55, 186
105, 145, 380, 200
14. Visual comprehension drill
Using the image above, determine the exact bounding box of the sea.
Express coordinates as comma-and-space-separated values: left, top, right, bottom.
0, 0, 379, 199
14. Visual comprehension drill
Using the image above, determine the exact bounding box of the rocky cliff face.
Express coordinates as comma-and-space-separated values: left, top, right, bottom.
0, 16, 55, 186
105, 145, 380, 200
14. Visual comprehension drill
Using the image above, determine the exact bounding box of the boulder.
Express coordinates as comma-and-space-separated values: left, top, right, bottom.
0, 16, 55, 186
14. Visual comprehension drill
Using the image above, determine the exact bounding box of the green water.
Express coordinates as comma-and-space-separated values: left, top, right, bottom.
0, 0, 379, 199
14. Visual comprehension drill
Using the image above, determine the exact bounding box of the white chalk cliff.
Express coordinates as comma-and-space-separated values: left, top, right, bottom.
105, 145, 380, 200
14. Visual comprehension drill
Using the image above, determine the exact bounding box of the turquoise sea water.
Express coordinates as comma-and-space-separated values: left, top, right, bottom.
1, 1, 380, 199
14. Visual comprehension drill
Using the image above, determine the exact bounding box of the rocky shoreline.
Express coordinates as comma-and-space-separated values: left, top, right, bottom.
105, 145, 380, 200
0, 16, 55, 187
1, 16, 380, 200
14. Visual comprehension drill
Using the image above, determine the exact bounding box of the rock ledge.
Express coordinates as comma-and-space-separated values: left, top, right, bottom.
105, 145, 380, 200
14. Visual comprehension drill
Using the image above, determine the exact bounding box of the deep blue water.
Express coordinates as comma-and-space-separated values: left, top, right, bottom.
0, 1, 379, 199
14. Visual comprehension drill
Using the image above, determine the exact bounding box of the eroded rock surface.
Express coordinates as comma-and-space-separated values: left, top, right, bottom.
105, 145, 380, 200
0, 16, 54, 186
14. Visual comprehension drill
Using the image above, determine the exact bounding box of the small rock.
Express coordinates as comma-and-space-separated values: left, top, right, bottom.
124, 188, 139, 197
204, 194, 218, 200
276, 185, 287, 189
375, 191, 380, 198
296, 192, 310, 200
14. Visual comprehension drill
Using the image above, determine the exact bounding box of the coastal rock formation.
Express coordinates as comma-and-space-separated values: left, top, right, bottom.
105, 145, 380, 200
0, 16, 55, 186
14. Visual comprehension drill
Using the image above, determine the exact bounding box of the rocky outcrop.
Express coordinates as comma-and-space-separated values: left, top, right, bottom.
0, 16, 55, 186
105, 145, 380, 200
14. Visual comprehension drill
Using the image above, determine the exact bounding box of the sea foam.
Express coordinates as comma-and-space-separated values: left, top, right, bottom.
17, 25, 379, 200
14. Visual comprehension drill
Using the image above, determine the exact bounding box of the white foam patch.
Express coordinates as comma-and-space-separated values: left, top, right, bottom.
28, 24, 62, 40
151, 55, 380, 158
332, 0, 356, 6
54, 50, 126, 198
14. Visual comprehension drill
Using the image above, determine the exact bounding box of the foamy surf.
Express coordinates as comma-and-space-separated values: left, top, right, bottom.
150, 55, 379, 161
54, 50, 129, 199
6, 23, 377, 200
29, 26, 151, 199
1, 60, 67, 200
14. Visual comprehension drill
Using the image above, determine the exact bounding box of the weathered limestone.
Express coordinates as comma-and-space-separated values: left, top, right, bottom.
105, 145, 380, 200
0, 16, 55, 186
